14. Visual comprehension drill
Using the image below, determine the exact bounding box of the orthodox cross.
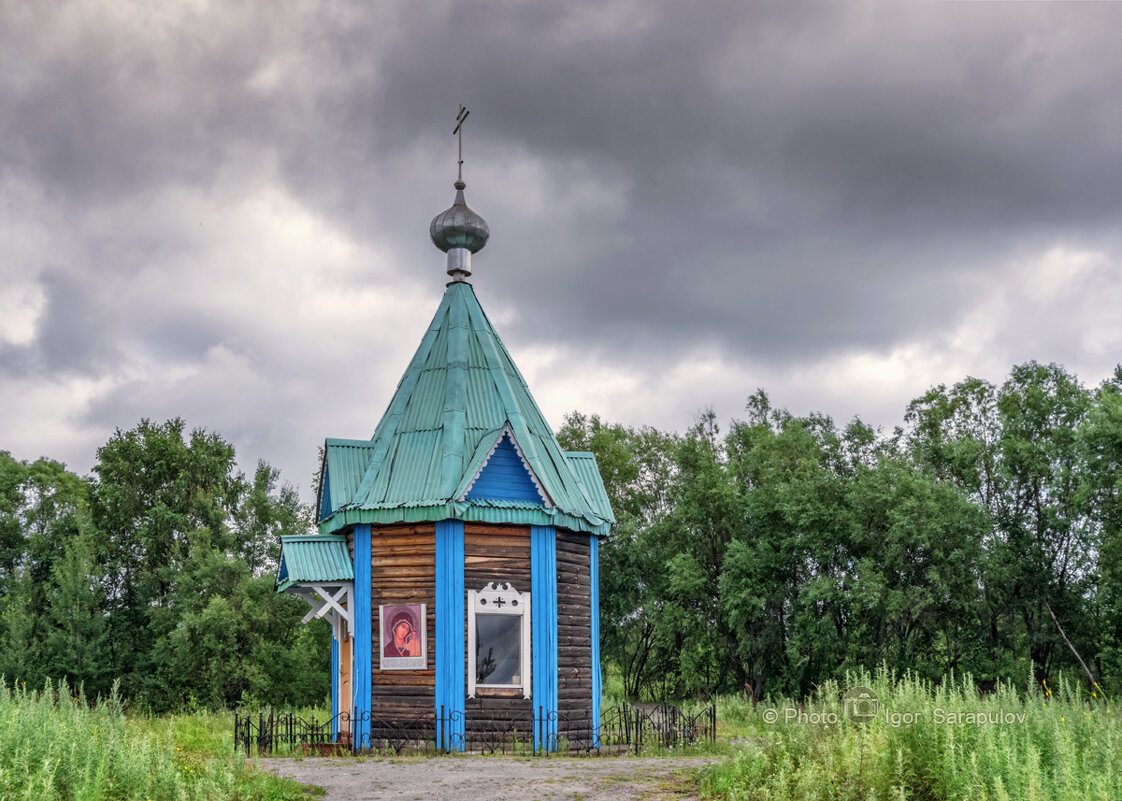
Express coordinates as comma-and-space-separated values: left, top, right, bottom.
453, 105, 470, 183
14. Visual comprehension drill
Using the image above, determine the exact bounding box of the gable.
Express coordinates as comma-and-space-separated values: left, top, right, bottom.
318, 438, 379, 523
319, 464, 333, 521
464, 432, 546, 504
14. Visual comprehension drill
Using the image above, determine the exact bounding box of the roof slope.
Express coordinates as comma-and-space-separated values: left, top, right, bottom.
318, 439, 378, 520
276, 534, 353, 592
318, 281, 613, 536
563, 451, 615, 525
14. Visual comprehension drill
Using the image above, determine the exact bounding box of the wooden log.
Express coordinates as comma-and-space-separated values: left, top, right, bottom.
369, 565, 437, 578
372, 673, 435, 686
372, 537, 434, 546
372, 524, 434, 537
556, 596, 591, 608
371, 554, 436, 567
464, 542, 533, 557
464, 523, 530, 536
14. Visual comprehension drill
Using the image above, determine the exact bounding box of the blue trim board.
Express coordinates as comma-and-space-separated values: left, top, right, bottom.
590, 535, 601, 746
531, 525, 558, 751
331, 637, 339, 740
319, 466, 332, 522
353, 524, 372, 742
466, 433, 544, 503
435, 519, 466, 751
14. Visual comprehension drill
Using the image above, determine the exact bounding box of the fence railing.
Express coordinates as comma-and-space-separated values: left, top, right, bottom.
233, 701, 715, 756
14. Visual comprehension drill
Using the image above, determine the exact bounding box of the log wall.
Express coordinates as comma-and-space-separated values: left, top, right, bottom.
464, 523, 533, 735
370, 524, 436, 724
362, 522, 595, 741
556, 531, 593, 723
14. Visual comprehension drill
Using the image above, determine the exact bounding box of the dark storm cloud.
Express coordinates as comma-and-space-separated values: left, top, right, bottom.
3, 0, 1122, 487
265, 0, 1122, 365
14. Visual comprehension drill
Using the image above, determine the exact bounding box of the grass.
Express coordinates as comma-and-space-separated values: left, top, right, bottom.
701, 667, 1122, 801
0, 678, 320, 800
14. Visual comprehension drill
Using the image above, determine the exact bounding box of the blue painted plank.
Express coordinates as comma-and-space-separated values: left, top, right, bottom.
466, 434, 543, 503
353, 524, 372, 745
435, 519, 465, 751
590, 535, 601, 747
331, 637, 339, 740
320, 466, 332, 522
531, 525, 558, 751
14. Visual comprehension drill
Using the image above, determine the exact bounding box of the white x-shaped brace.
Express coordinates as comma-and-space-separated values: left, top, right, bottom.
290, 582, 353, 642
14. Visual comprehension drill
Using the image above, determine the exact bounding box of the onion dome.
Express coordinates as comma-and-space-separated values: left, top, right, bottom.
429, 181, 490, 254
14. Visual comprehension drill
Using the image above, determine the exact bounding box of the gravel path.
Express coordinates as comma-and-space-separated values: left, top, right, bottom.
259, 755, 716, 801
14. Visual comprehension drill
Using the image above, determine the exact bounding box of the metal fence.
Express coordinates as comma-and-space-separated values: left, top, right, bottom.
233, 702, 716, 756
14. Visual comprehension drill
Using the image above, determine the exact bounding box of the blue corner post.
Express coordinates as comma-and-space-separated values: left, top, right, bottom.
331, 637, 339, 740
590, 535, 602, 746
435, 519, 465, 751
353, 524, 372, 746
531, 525, 558, 751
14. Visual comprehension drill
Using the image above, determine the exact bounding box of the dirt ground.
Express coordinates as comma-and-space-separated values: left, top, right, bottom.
258, 754, 716, 801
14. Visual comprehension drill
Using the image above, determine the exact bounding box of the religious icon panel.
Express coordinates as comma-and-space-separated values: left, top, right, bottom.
379, 603, 427, 670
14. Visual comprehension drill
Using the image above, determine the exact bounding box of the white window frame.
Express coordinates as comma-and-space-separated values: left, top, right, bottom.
467, 581, 531, 699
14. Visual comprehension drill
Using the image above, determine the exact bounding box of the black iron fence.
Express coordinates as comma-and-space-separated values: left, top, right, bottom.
233, 701, 715, 756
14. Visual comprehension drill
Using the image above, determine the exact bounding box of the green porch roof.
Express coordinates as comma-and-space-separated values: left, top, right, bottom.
276, 534, 353, 593
317, 281, 614, 536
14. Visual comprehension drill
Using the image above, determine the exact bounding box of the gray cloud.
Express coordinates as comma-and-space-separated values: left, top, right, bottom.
2, 0, 1121, 494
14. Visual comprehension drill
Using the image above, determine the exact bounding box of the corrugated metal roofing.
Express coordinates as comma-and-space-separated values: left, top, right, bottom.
320, 439, 378, 519
564, 452, 615, 525
276, 534, 353, 592
318, 282, 613, 536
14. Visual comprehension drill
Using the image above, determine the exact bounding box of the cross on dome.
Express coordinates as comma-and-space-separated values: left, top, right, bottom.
430, 104, 490, 282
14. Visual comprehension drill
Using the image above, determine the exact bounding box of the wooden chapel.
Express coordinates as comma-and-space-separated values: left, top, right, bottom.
275, 114, 613, 751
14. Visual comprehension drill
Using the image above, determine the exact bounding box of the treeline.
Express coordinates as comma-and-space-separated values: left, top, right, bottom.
558, 361, 1122, 700
0, 419, 327, 711
3, 360, 1120, 711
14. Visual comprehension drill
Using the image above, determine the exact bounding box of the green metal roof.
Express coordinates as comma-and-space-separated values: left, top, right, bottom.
563, 451, 615, 525
318, 281, 613, 536
276, 534, 353, 592
318, 439, 378, 519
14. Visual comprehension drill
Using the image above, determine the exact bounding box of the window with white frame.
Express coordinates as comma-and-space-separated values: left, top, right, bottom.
467, 581, 531, 698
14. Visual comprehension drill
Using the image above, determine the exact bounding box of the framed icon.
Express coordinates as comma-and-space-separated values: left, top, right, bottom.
379, 603, 427, 670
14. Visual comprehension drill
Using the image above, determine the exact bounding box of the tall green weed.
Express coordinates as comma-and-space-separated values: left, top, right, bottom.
0, 678, 311, 801
703, 668, 1120, 801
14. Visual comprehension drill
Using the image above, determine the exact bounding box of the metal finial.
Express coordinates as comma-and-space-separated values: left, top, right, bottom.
431, 105, 488, 281
453, 105, 470, 184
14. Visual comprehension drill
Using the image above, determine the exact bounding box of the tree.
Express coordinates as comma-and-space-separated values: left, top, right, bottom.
43, 532, 110, 694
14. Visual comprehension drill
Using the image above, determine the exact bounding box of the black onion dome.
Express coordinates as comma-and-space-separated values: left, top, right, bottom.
429, 181, 490, 253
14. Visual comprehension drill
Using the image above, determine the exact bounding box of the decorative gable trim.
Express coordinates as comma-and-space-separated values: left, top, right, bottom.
459, 424, 552, 508
316, 449, 330, 522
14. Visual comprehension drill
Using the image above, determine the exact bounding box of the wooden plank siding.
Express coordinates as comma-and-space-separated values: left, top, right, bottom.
464, 524, 533, 733
371, 524, 436, 727
556, 531, 592, 721
362, 521, 592, 742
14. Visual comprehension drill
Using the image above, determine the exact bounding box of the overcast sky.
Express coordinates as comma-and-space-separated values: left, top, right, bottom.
3, 0, 1121, 499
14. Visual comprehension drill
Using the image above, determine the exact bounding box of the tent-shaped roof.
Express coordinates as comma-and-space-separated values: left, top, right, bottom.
317, 281, 613, 536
